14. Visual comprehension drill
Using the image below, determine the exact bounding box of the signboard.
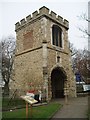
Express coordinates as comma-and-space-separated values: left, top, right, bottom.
26, 92, 34, 98
21, 95, 38, 105
83, 85, 90, 91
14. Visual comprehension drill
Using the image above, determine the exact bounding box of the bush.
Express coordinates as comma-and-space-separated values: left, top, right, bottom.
76, 84, 83, 93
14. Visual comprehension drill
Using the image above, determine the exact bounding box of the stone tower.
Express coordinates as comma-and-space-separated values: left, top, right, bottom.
10, 6, 76, 101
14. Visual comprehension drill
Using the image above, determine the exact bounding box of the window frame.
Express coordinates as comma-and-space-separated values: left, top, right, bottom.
52, 25, 63, 48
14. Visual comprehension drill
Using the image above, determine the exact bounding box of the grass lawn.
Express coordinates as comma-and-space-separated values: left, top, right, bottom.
2, 102, 62, 119
2, 97, 25, 110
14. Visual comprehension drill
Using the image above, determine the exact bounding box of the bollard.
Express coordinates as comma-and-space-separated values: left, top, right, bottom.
64, 88, 68, 105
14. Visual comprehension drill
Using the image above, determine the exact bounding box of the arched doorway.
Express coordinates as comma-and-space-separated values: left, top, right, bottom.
51, 67, 67, 99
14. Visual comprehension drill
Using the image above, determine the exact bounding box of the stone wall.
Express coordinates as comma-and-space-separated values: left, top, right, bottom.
10, 48, 43, 96
15, 6, 69, 32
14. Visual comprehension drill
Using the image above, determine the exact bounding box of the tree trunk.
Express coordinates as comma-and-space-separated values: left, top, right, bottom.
3, 82, 9, 97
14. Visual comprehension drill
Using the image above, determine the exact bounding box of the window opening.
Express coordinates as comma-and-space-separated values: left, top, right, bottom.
52, 25, 62, 47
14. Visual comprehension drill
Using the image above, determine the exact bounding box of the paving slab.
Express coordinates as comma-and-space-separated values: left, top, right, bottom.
52, 96, 88, 119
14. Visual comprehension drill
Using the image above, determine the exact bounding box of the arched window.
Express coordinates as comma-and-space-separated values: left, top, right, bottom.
52, 25, 62, 47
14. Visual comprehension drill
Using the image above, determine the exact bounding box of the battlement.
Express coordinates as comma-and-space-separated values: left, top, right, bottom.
15, 6, 69, 31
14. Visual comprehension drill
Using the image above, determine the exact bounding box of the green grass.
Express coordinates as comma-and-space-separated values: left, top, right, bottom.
2, 102, 62, 119
2, 97, 25, 110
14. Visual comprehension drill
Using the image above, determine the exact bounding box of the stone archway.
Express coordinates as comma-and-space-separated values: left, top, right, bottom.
51, 67, 67, 99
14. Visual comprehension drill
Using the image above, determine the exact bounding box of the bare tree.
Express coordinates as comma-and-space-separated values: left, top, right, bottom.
77, 12, 89, 37
69, 42, 78, 56
1, 35, 16, 96
72, 49, 90, 83
76, 2, 90, 83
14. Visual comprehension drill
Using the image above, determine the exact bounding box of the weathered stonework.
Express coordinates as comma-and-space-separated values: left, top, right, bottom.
10, 6, 76, 100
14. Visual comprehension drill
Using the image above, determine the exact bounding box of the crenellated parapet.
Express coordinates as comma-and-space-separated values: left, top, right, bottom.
15, 6, 69, 32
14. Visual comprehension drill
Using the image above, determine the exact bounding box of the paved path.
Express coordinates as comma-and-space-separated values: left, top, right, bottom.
52, 96, 88, 119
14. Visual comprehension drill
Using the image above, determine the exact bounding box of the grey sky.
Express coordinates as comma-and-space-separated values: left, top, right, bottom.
0, 0, 89, 49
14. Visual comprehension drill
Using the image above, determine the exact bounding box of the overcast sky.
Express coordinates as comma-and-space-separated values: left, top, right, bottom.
0, 0, 89, 49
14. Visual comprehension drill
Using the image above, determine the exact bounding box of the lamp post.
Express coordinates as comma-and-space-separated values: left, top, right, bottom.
87, 1, 90, 85
88, 1, 90, 52
0, 41, 2, 120
88, 1, 90, 113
